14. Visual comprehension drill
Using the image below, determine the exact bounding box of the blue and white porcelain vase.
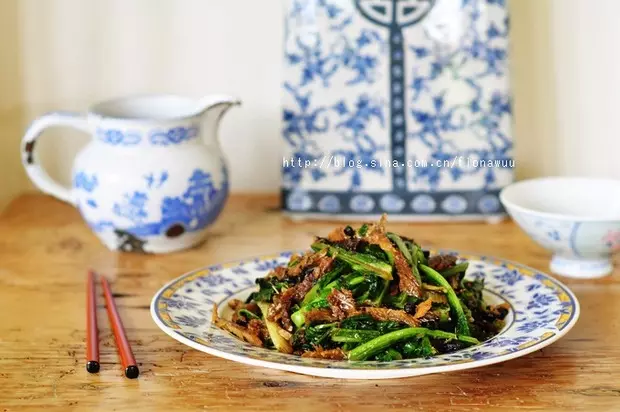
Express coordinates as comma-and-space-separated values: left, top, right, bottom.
282, 0, 513, 220
21, 94, 240, 253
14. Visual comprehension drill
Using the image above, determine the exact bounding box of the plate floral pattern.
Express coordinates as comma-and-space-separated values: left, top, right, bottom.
151, 251, 579, 379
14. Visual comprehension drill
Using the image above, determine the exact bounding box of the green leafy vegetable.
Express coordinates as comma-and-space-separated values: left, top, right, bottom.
340, 314, 378, 330
375, 348, 403, 361
217, 217, 507, 362
348, 327, 479, 361
301, 264, 346, 306
371, 279, 390, 306
331, 329, 381, 343
385, 292, 408, 309
440, 262, 469, 277
358, 224, 369, 237
311, 242, 393, 280
408, 242, 423, 287
247, 277, 289, 303
257, 302, 293, 354
420, 264, 471, 336
359, 244, 390, 262
432, 305, 452, 323
238, 309, 259, 321
387, 233, 412, 262
401, 336, 436, 358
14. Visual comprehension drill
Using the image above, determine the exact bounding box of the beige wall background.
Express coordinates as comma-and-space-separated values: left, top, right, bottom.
0, 0, 28, 210
0, 0, 617, 211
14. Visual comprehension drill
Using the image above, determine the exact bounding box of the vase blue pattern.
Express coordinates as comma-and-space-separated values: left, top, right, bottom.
282, 0, 513, 217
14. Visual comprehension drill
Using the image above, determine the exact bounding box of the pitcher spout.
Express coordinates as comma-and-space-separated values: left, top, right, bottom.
198, 94, 241, 116
198, 95, 241, 145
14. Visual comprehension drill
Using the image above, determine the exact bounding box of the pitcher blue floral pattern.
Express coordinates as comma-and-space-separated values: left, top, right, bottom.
282, 0, 513, 219
21, 94, 239, 253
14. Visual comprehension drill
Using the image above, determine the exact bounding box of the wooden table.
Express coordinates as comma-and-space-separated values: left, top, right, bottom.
0, 194, 618, 411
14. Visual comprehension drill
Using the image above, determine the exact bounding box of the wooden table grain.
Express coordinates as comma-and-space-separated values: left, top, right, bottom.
0, 194, 618, 411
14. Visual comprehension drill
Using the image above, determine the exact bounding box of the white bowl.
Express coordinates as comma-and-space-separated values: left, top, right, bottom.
500, 177, 620, 278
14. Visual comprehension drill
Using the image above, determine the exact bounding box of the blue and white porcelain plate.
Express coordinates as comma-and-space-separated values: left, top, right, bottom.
151, 251, 579, 379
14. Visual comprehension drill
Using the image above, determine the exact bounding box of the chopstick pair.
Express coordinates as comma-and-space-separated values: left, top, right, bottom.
86, 271, 139, 379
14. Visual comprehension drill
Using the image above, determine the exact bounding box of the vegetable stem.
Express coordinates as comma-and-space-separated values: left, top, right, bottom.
440, 262, 469, 277
257, 302, 293, 354
409, 243, 423, 287
384, 348, 402, 360
420, 264, 471, 336
238, 309, 259, 320
331, 329, 381, 343
301, 265, 345, 306
347, 276, 366, 287
312, 242, 393, 280
347, 327, 479, 361
387, 233, 423, 287
415, 248, 427, 266
387, 233, 412, 262
291, 310, 306, 329
371, 279, 390, 306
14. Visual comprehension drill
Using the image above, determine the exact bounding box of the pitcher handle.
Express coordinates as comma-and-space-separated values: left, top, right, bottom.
21, 112, 89, 205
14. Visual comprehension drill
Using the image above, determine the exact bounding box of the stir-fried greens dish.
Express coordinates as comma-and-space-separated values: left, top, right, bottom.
213, 216, 509, 361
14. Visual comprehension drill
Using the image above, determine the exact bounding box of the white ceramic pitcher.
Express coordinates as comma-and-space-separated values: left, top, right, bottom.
21, 94, 240, 253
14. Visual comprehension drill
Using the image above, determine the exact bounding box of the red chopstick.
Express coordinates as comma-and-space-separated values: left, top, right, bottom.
86, 271, 100, 373
100, 276, 139, 379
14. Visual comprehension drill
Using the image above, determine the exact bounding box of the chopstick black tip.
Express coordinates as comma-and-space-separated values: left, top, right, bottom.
125, 365, 139, 379
86, 361, 100, 374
